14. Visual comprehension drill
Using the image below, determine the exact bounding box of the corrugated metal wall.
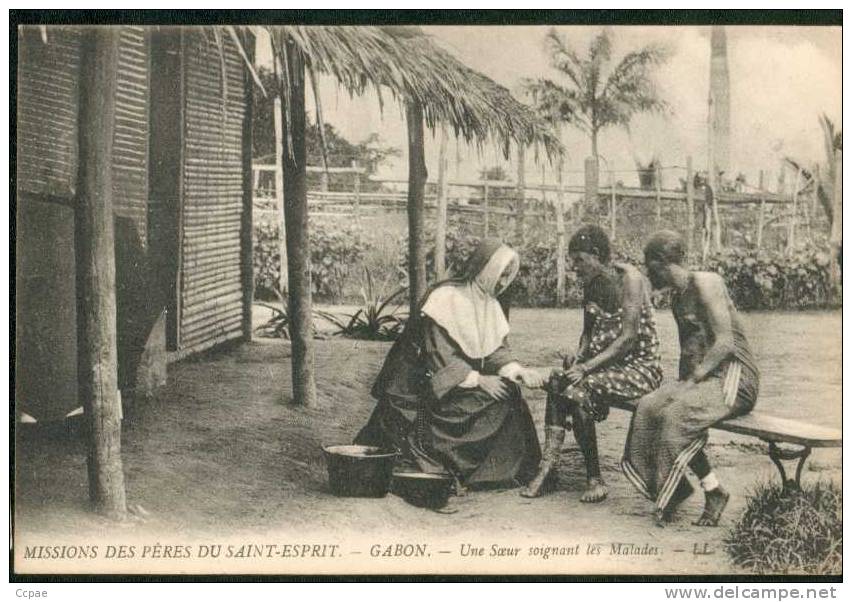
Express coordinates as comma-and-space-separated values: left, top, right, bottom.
17, 26, 150, 220
178, 32, 247, 352
16, 27, 81, 199
16, 26, 155, 418
112, 26, 150, 240
16, 27, 248, 365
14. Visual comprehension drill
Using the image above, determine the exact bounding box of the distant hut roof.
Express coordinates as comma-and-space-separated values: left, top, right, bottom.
265, 25, 562, 159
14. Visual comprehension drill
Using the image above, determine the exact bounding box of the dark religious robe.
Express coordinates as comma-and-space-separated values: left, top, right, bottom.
355, 315, 541, 488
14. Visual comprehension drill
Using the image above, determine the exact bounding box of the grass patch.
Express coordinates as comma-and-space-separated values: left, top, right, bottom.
724, 480, 842, 575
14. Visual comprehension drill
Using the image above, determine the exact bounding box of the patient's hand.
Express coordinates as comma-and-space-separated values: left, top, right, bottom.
556, 348, 576, 369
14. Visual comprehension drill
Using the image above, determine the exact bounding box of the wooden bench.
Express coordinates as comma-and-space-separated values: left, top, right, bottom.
609, 398, 842, 491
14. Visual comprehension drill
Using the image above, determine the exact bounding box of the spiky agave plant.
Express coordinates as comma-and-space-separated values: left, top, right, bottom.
254, 287, 324, 339
317, 268, 408, 341
254, 287, 294, 339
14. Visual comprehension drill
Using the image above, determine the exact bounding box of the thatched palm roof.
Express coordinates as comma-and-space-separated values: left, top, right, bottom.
264, 25, 562, 159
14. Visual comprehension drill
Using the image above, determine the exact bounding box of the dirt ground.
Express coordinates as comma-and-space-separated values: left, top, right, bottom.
14, 309, 841, 575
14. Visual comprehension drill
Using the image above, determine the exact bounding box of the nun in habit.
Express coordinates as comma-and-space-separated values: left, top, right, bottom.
355, 238, 545, 489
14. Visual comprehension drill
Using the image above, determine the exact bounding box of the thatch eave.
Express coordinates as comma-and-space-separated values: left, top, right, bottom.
262, 25, 562, 161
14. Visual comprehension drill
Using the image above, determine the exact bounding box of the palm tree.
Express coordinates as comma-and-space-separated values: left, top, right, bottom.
525, 28, 670, 165
818, 114, 842, 227
784, 114, 841, 229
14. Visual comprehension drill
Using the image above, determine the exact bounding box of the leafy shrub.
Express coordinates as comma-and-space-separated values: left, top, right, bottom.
706, 246, 837, 310
254, 219, 367, 302
404, 220, 583, 307
255, 215, 839, 311
311, 220, 367, 301
509, 235, 583, 307
724, 480, 841, 575
253, 221, 282, 301
394, 216, 480, 285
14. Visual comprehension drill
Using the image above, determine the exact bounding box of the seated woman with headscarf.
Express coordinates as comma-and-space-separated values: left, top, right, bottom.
355, 238, 546, 489
522, 225, 663, 503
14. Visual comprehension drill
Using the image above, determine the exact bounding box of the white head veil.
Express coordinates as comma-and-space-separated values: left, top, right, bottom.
421, 244, 519, 359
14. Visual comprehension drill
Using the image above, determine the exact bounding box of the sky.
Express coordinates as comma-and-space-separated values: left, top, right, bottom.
255, 25, 841, 191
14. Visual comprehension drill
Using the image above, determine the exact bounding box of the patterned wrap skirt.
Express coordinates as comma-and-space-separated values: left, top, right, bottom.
548, 302, 663, 423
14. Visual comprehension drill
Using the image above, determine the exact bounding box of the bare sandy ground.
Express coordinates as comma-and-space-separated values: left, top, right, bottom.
13, 309, 841, 576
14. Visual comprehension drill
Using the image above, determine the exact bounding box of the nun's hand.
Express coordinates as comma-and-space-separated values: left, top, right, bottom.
518, 368, 546, 389
479, 375, 511, 401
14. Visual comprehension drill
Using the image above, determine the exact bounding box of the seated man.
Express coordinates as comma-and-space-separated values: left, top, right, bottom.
522, 226, 663, 502
622, 230, 760, 527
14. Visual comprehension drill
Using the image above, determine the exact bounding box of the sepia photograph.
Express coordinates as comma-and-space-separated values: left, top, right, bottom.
10, 10, 843, 579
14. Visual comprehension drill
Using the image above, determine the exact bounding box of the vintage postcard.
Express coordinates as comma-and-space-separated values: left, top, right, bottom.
11, 12, 843, 578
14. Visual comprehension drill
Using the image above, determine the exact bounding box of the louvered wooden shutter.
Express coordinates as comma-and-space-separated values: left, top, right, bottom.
178, 32, 246, 352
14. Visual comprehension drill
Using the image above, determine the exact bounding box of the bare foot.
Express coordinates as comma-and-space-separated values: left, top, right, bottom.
520, 463, 557, 498
127, 503, 151, 522
693, 486, 730, 526
453, 478, 468, 497
580, 477, 608, 503
654, 508, 668, 528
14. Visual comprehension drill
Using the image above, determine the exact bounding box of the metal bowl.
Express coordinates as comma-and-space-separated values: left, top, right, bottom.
391, 472, 454, 509
322, 445, 398, 497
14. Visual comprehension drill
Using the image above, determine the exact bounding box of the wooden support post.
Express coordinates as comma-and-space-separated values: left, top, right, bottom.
702, 185, 713, 263
483, 181, 490, 237
320, 170, 329, 193
583, 156, 598, 222
272, 59, 288, 293
435, 128, 449, 279
655, 163, 662, 225
281, 36, 316, 406
812, 164, 820, 215
406, 100, 428, 318
241, 38, 255, 341
804, 166, 813, 241
711, 171, 723, 251
609, 171, 616, 241
756, 170, 766, 251
787, 167, 800, 256
686, 156, 695, 258
515, 144, 526, 244
352, 160, 361, 222
556, 155, 566, 306
777, 161, 787, 195
455, 136, 462, 180
75, 28, 126, 520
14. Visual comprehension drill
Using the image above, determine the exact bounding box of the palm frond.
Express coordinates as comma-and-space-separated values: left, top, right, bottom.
544, 28, 586, 93
307, 60, 330, 173
226, 25, 266, 97
523, 78, 590, 134
532, 27, 670, 139
596, 45, 670, 130
819, 114, 841, 163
